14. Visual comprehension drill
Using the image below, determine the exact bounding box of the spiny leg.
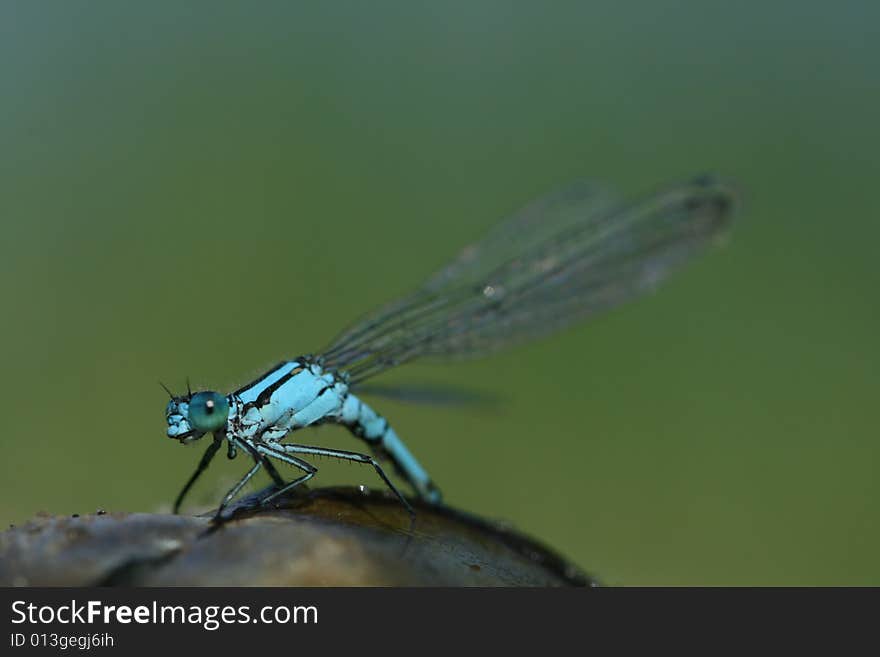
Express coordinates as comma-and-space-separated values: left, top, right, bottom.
174, 436, 222, 514
254, 444, 317, 505
233, 437, 284, 486
261, 456, 287, 487
211, 441, 286, 522
214, 459, 262, 521
256, 455, 293, 505
279, 443, 415, 517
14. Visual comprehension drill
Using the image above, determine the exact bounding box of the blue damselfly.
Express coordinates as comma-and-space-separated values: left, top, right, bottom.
164, 175, 736, 519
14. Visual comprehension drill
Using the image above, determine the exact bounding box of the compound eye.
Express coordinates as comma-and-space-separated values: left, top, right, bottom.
187, 391, 230, 433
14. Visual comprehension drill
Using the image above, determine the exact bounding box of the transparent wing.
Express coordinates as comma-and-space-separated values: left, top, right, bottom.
320, 175, 736, 383
356, 383, 498, 408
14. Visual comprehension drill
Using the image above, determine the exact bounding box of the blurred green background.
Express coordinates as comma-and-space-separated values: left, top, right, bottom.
1, 2, 877, 585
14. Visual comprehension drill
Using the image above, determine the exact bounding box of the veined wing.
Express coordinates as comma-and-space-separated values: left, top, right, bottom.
320, 175, 736, 383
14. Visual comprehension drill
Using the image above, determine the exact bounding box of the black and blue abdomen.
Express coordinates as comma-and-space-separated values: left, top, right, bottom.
339, 392, 441, 503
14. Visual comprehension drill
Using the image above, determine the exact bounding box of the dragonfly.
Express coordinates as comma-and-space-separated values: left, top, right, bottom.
164, 175, 736, 520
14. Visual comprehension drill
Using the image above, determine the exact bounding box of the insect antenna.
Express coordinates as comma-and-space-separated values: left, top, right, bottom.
159, 381, 175, 399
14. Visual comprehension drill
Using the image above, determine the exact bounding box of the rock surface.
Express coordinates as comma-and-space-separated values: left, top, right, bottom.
0, 486, 597, 587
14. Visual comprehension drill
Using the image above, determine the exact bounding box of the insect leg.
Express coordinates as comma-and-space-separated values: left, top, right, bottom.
214, 459, 262, 521
173, 435, 223, 514
253, 443, 317, 504
278, 443, 414, 517
261, 456, 287, 487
